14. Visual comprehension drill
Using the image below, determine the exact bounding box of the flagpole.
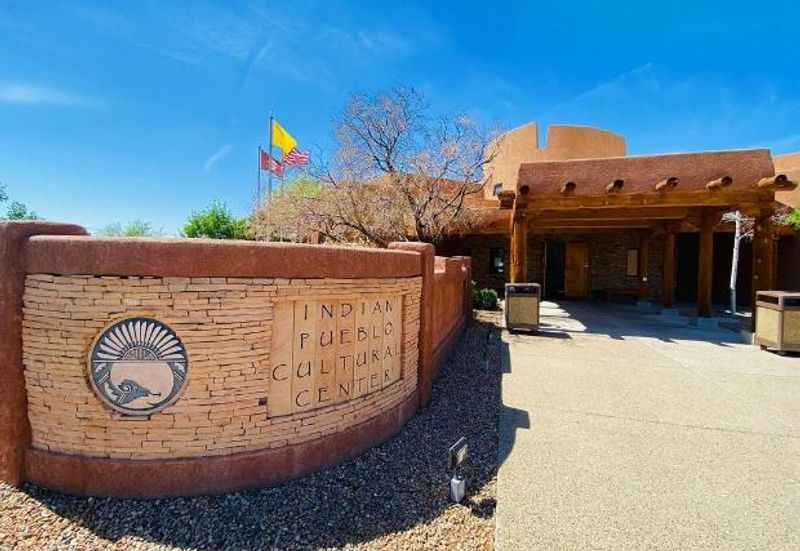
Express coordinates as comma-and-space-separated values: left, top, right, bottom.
256, 146, 262, 207
268, 114, 274, 202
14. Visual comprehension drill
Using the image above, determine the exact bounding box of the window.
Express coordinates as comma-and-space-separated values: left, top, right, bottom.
490, 248, 506, 275
493, 183, 503, 196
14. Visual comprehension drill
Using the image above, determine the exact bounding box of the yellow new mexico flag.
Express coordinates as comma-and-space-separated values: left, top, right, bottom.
271, 119, 297, 155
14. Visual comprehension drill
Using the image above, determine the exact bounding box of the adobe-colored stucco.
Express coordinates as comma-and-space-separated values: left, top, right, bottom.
517, 149, 774, 196
24, 236, 421, 279
543, 125, 626, 161
484, 123, 626, 199
0, 222, 88, 487
774, 151, 800, 208
431, 258, 468, 375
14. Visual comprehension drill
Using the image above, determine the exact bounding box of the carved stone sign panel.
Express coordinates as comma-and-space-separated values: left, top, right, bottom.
269, 295, 403, 417
88, 317, 188, 416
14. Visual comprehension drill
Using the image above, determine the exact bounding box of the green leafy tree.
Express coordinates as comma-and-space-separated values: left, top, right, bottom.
4, 200, 40, 220
0, 182, 40, 220
98, 220, 160, 237
182, 201, 252, 240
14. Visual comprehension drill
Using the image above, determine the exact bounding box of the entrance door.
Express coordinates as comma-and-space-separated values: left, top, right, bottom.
565, 242, 590, 298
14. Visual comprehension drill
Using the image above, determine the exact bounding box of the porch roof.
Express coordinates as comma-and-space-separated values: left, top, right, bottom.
463, 148, 797, 235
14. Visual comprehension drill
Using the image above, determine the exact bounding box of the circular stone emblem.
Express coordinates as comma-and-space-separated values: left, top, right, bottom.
89, 317, 188, 416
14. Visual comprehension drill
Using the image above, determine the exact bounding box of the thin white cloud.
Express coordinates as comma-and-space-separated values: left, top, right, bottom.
541, 63, 800, 155
71, 3, 434, 87
204, 144, 233, 173
0, 82, 100, 107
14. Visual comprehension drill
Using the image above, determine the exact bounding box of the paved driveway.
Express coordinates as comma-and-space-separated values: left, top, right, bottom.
496, 301, 800, 550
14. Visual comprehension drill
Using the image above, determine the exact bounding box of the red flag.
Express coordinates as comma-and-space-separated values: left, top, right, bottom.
260, 149, 284, 176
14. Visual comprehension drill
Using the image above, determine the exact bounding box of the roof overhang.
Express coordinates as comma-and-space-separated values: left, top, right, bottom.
463, 148, 797, 235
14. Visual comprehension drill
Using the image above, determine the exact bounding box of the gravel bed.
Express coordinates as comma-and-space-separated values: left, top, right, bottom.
0, 317, 502, 551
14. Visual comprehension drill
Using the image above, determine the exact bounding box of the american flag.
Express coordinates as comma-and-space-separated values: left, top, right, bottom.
283, 147, 310, 166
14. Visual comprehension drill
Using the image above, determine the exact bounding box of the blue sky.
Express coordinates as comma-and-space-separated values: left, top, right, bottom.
2, 1, 798, 234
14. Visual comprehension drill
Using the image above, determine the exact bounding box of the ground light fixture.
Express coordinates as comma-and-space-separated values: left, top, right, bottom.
448, 437, 468, 503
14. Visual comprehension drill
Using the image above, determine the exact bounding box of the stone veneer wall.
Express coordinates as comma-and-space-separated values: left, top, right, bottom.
443, 232, 664, 299
22, 274, 421, 461
589, 233, 664, 300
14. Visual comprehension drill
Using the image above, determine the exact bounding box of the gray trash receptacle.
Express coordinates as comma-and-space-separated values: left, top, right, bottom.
505, 283, 540, 332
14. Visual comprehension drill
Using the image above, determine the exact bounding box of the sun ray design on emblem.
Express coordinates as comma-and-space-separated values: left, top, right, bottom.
89, 318, 188, 416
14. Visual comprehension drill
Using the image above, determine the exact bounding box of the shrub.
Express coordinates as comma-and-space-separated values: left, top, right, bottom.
182, 201, 252, 240
472, 287, 499, 310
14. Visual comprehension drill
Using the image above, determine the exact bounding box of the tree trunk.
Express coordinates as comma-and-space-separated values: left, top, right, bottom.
729, 211, 741, 314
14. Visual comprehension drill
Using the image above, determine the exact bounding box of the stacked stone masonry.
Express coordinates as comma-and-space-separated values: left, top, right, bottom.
22, 274, 422, 461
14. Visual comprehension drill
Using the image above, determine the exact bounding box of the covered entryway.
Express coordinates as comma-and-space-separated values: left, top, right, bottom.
496, 149, 795, 329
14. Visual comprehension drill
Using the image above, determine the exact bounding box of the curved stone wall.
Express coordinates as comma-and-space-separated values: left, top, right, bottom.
22, 274, 421, 461
0, 226, 469, 498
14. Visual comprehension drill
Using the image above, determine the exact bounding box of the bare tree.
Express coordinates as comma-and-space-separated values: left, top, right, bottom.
727, 211, 749, 314
252, 87, 500, 246
725, 206, 791, 314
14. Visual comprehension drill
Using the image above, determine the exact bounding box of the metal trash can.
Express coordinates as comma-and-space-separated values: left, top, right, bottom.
505, 283, 541, 332
755, 291, 800, 353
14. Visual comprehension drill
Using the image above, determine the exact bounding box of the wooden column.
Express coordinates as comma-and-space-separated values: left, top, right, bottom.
697, 211, 717, 317
751, 210, 776, 331
662, 225, 676, 309
509, 188, 529, 283
637, 230, 651, 301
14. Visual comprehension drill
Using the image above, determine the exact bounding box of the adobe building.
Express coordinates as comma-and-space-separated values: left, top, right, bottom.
438, 123, 798, 324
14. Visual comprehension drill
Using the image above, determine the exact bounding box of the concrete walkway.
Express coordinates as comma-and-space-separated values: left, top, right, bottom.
496, 301, 800, 550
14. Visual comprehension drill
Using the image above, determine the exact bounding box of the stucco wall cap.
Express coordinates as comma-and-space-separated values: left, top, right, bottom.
24, 236, 422, 279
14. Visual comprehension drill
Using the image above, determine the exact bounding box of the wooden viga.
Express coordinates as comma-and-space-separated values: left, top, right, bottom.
757, 174, 797, 191
606, 179, 624, 193
706, 176, 732, 191
655, 176, 679, 191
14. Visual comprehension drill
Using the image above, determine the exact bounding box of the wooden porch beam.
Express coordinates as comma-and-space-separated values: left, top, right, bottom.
523, 190, 771, 210
529, 220, 654, 230
529, 206, 691, 221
